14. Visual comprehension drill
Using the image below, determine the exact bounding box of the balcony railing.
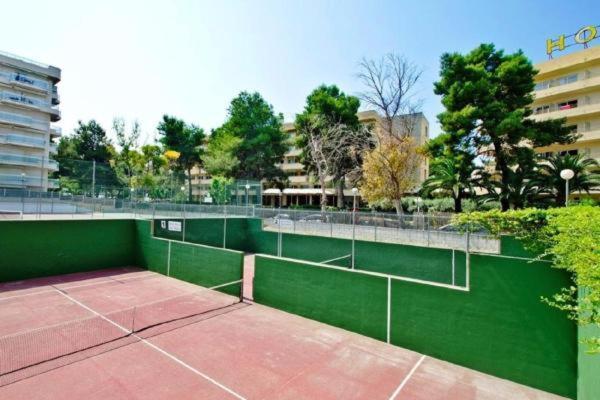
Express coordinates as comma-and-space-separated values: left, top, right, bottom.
0, 173, 57, 188
0, 133, 46, 148
0, 152, 58, 169
0, 71, 50, 92
0, 111, 48, 131
50, 126, 62, 136
0, 91, 50, 110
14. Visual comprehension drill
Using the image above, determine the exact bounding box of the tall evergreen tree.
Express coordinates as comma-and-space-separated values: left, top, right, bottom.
434, 44, 576, 211
215, 92, 288, 181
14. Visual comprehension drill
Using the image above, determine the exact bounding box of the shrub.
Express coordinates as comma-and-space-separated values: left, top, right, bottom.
455, 206, 600, 353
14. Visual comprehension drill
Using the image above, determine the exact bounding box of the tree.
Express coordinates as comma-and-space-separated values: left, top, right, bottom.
360, 136, 422, 215
157, 115, 205, 202
113, 118, 141, 188
209, 176, 233, 205
434, 44, 576, 211
535, 154, 600, 206
421, 157, 475, 213
298, 116, 372, 212
358, 53, 423, 140
202, 131, 242, 177
215, 92, 288, 181
296, 85, 365, 207
54, 120, 120, 194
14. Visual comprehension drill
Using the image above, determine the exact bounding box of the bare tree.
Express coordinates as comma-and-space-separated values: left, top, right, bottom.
357, 54, 424, 211
357, 53, 422, 141
299, 116, 373, 212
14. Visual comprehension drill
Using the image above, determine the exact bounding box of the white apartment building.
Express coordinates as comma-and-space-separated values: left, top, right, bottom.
0, 51, 61, 191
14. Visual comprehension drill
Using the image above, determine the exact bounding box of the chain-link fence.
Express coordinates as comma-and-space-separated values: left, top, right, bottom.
0, 190, 499, 253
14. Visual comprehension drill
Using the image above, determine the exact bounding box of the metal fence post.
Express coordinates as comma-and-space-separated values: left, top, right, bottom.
426, 215, 431, 247
223, 205, 227, 249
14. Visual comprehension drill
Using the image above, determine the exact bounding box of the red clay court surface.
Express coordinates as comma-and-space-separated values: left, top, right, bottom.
0, 267, 566, 400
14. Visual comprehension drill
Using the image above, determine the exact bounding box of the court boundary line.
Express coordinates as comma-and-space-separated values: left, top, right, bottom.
0, 272, 158, 301
52, 286, 247, 400
388, 355, 426, 400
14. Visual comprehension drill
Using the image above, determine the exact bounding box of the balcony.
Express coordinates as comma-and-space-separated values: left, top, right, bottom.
0, 152, 59, 170
0, 173, 58, 188
0, 71, 49, 94
288, 175, 309, 184
534, 75, 600, 103
49, 142, 58, 153
0, 111, 47, 132
50, 126, 62, 137
51, 86, 60, 105
0, 133, 46, 149
531, 102, 600, 122
49, 106, 61, 122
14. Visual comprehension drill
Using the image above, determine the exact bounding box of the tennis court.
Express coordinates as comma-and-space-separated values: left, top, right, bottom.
0, 266, 566, 399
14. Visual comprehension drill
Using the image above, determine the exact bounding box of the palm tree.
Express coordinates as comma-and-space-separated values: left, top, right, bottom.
535, 153, 600, 205
421, 157, 474, 212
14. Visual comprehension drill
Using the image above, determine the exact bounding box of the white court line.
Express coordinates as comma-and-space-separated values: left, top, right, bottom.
0, 273, 157, 301
388, 355, 426, 400
52, 286, 247, 400
319, 254, 352, 264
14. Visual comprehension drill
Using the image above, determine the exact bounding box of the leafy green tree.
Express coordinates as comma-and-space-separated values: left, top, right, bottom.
535, 154, 600, 206
295, 85, 365, 207
202, 131, 242, 177
209, 176, 233, 205
421, 156, 475, 213
112, 118, 141, 188
434, 44, 576, 211
54, 120, 120, 194
157, 115, 205, 202
215, 92, 288, 181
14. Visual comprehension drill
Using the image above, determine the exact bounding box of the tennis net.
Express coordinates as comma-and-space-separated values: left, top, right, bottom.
319, 254, 352, 268
0, 279, 243, 384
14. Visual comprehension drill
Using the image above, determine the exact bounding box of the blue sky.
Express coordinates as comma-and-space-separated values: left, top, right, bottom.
1, 0, 597, 145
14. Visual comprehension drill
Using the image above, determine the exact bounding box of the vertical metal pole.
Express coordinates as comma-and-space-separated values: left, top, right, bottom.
565, 180, 569, 207
223, 205, 227, 249
426, 215, 430, 247
92, 160, 96, 199
351, 207, 356, 269
182, 202, 186, 242
278, 194, 282, 257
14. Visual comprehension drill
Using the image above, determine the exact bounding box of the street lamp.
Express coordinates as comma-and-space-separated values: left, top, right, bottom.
560, 169, 574, 206
245, 183, 250, 207
351, 187, 358, 269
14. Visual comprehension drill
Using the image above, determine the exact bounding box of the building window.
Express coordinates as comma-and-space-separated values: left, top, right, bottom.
535, 73, 578, 91
567, 125, 578, 133
559, 149, 578, 156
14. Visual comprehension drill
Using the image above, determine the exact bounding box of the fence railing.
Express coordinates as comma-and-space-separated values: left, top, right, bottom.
0, 191, 500, 253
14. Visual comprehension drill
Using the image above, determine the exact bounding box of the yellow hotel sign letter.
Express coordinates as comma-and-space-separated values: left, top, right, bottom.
547, 25, 598, 56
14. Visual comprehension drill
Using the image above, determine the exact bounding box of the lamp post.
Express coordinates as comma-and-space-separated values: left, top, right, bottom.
245, 183, 250, 206
180, 185, 186, 204
351, 187, 358, 269
560, 169, 574, 207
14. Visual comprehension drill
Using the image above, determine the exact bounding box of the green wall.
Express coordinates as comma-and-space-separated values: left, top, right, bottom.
254, 255, 388, 341
135, 219, 243, 296
160, 217, 465, 286
253, 254, 577, 398
0, 219, 136, 282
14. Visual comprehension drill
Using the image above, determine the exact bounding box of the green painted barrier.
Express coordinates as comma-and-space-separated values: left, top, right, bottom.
254, 255, 388, 341
252, 253, 577, 398
173, 217, 466, 286
136, 219, 243, 297
0, 220, 136, 282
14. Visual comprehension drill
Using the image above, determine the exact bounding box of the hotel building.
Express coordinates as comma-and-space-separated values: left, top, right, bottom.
0, 51, 61, 191
531, 45, 600, 165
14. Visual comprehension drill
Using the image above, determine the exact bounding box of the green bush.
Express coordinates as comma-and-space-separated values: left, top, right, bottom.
455, 206, 600, 353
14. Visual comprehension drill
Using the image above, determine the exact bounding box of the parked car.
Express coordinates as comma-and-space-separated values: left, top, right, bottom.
298, 214, 328, 223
